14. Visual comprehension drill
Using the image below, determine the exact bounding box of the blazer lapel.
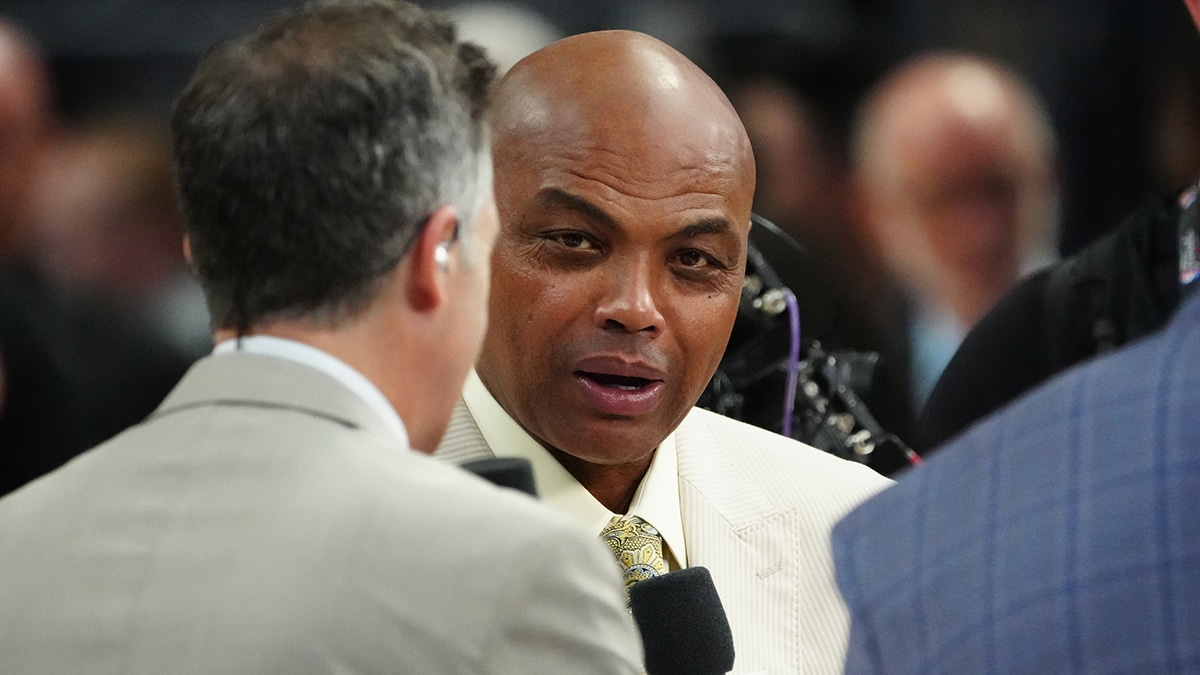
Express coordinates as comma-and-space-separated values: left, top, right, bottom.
675, 414, 800, 673
434, 400, 496, 464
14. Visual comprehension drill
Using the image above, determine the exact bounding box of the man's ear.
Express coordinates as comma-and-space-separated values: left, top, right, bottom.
407, 205, 460, 312
182, 234, 193, 265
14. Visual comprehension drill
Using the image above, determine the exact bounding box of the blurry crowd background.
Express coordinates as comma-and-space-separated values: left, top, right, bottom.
1, 0, 1198, 489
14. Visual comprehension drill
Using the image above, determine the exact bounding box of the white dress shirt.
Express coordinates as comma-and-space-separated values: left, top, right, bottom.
462, 370, 688, 569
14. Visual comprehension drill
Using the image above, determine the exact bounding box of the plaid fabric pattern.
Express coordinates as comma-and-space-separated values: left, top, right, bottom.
833, 292, 1200, 674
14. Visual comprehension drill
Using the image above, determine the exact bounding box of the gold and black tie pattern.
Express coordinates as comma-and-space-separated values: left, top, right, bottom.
600, 515, 668, 592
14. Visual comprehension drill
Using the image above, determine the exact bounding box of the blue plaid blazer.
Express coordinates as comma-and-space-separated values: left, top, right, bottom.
831, 291, 1200, 674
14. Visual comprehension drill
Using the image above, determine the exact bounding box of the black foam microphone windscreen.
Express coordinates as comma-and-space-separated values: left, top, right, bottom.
628, 566, 735, 674
460, 457, 538, 498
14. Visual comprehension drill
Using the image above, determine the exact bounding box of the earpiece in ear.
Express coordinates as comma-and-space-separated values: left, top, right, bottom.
434, 243, 450, 271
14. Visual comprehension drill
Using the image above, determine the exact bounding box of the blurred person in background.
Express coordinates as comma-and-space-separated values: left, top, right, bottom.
851, 52, 1061, 410
26, 116, 210, 358
0, 19, 80, 493
0, 19, 54, 267
0, 19, 190, 496
832, 4, 1200, 672
710, 36, 918, 459
916, 29, 1200, 453
917, 181, 1196, 453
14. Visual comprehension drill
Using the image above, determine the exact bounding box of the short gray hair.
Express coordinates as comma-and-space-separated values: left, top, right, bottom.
172, 0, 496, 332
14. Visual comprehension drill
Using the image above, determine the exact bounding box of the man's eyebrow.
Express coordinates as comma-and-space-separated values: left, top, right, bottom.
536, 188, 737, 240
536, 188, 617, 228
676, 218, 734, 239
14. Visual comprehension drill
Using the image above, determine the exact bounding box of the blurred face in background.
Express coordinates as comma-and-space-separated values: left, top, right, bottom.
0, 26, 52, 260
27, 122, 182, 300
856, 55, 1059, 325
888, 103, 1052, 300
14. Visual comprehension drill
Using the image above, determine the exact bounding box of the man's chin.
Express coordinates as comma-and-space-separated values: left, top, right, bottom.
539, 421, 666, 467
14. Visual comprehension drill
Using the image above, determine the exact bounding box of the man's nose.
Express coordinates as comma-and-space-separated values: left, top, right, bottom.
593, 259, 663, 334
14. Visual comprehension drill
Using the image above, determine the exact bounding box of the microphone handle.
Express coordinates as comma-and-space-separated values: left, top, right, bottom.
460, 456, 538, 498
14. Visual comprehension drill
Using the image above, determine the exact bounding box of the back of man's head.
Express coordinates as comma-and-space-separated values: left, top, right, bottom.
172, 0, 495, 334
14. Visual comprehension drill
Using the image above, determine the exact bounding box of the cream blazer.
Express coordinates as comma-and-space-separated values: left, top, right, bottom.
437, 401, 892, 674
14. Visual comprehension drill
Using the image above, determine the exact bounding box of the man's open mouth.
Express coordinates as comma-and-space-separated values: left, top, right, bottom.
579, 371, 656, 391
573, 369, 665, 416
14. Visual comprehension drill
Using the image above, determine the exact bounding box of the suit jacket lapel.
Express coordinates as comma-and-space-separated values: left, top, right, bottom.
435, 400, 495, 463
675, 412, 800, 673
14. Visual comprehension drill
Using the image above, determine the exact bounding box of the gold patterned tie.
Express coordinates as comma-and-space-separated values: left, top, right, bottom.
599, 515, 668, 592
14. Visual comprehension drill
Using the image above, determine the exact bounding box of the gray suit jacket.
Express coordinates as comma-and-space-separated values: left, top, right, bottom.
0, 352, 642, 674
437, 402, 891, 674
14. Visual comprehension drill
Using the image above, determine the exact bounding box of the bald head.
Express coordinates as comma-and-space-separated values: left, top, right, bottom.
491, 30, 754, 208
855, 54, 1055, 192
853, 53, 1059, 324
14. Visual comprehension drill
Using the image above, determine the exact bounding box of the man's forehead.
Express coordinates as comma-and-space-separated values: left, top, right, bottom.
492, 33, 753, 165
499, 115, 751, 200
501, 78, 745, 148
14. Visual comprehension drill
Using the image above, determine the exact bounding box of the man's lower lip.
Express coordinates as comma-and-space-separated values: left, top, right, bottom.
574, 375, 664, 416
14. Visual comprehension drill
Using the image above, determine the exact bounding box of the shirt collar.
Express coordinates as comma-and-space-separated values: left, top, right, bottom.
212, 335, 409, 450
462, 370, 687, 568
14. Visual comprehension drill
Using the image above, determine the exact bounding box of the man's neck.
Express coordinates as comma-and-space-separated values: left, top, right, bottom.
213, 316, 427, 446
547, 447, 653, 514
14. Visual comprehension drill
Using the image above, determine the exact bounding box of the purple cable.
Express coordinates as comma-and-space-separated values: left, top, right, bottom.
780, 288, 801, 439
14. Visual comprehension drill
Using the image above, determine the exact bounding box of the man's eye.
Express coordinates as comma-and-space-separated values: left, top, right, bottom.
677, 250, 712, 268
550, 231, 592, 249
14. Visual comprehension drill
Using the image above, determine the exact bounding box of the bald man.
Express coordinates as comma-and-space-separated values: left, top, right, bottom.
435, 30, 891, 674
852, 53, 1060, 407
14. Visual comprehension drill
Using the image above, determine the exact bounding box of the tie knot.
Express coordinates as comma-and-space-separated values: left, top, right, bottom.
599, 515, 668, 591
